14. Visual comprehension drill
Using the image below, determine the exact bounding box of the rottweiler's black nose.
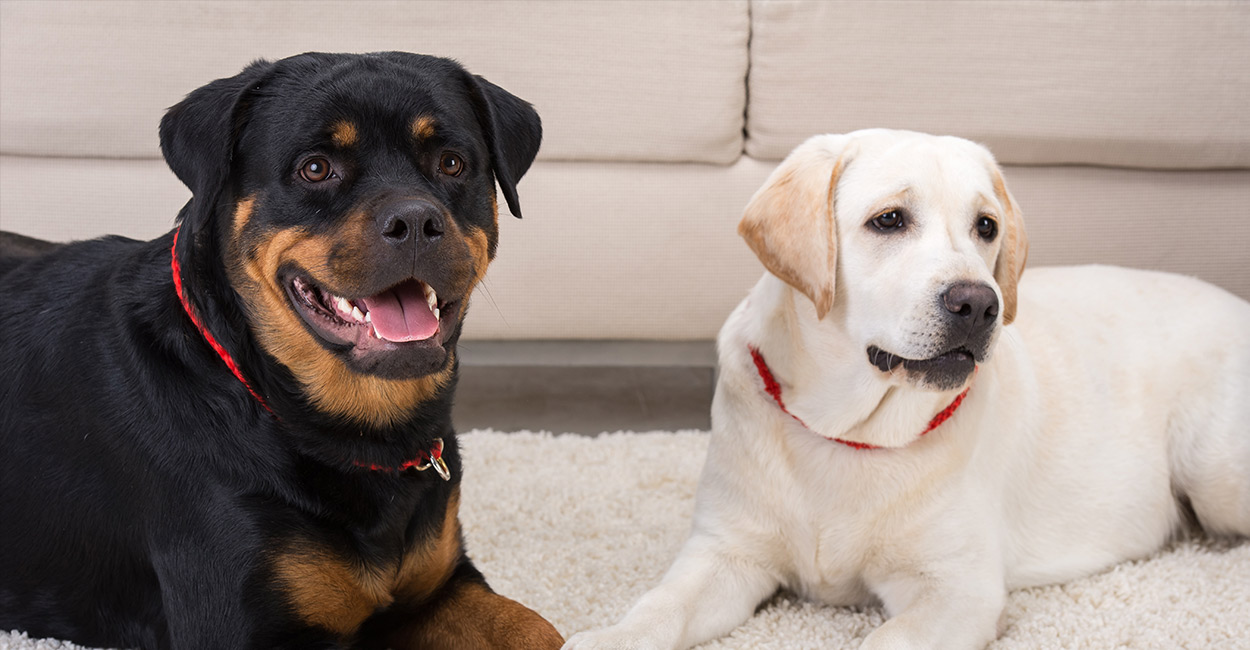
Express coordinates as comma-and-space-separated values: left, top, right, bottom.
378, 199, 444, 247
942, 282, 999, 332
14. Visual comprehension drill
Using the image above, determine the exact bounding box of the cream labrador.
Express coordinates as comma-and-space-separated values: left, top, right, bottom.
566, 129, 1250, 650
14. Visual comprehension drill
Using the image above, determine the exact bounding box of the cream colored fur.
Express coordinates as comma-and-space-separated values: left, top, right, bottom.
565, 129, 1250, 650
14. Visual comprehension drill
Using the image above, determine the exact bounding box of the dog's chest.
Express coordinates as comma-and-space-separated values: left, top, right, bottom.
780, 511, 878, 606
270, 530, 459, 637
268, 489, 462, 637
752, 469, 878, 605
768, 444, 903, 606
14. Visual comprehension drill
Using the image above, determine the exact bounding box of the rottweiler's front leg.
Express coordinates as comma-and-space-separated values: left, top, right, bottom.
359, 562, 563, 650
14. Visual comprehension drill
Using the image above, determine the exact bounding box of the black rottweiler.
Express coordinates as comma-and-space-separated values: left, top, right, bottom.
0, 52, 560, 650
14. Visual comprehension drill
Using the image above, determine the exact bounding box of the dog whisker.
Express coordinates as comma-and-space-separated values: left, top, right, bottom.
476, 277, 511, 332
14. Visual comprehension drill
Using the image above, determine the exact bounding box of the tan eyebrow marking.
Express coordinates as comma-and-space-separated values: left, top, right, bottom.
330, 121, 358, 148
412, 115, 436, 140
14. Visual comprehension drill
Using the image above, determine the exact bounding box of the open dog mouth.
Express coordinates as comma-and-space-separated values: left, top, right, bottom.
867, 345, 976, 376
285, 274, 458, 352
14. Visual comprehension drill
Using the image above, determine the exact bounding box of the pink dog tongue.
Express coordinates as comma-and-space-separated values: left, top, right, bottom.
361, 282, 438, 342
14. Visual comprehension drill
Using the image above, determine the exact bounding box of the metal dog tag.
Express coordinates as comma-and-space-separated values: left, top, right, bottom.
431, 455, 451, 481
428, 438, 451, 481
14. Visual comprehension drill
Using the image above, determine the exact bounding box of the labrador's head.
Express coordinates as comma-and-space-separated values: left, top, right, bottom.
739, 129, 1028, 391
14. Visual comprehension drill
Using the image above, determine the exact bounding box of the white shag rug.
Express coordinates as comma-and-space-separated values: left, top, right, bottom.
4, 430, 1249, 650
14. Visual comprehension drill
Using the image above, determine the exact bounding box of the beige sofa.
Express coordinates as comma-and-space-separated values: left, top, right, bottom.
3, 0, 1248, 345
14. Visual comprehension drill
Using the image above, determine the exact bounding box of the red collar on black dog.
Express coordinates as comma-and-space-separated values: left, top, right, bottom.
171, 227, 275, 415
748, 346, 969, 451
171, 228, 450, 479
352, 438, 452, 481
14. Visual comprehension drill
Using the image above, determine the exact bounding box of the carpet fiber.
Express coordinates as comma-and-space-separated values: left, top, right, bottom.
4, 430, 1249, 649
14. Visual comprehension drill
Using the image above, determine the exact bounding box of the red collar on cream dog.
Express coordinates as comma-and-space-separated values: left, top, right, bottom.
749, 346, 969, 450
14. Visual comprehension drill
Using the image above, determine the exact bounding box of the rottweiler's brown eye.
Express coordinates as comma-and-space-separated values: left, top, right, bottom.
871, 210, 906, 231
300, 157, 332, 183
438, 153, 463, 177
976, 215, 998, 241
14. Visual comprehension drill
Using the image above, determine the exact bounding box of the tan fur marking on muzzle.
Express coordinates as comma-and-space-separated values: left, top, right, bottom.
226, 220, 453, 427
464, 227, 491, 288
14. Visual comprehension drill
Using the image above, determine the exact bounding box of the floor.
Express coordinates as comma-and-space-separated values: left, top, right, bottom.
453, 340, 717, 434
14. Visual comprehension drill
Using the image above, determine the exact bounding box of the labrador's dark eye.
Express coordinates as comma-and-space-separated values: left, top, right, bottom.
976, 215, 998, 241
870, 210, 906, 231
299, 157, 333, 183
439, 152, 463, 177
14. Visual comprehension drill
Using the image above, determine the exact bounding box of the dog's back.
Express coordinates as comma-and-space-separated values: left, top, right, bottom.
0, 231, 63, 277
1012, 265, 1250, 542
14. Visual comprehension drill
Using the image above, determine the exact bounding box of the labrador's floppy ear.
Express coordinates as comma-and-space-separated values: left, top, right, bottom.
988, 163, 1029, 325
160, 59, 274, 261
465, 74, 542, 219
738, 134, 851, 320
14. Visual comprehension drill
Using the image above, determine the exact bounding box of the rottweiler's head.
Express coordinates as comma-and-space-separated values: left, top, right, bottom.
160, 52, 541, 426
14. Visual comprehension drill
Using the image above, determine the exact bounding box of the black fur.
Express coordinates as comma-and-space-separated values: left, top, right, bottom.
0, 52, 549, 649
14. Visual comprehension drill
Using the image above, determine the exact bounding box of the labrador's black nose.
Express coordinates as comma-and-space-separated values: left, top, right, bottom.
942, 282, 999, 334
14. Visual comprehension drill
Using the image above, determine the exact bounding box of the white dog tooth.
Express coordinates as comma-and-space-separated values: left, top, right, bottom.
434, 306, 440, 320
351, 306, 365, 322
335, 296, 351, 314
364, 311, 372, 322
425, 285, 438, 311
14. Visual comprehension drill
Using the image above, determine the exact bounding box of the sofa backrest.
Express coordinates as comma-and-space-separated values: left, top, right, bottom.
2, 0, 1247, 341
748, 0, 1250, 169
1, 0, 749, 165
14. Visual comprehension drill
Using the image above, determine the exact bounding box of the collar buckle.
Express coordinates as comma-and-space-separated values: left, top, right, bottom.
356, 438, 451, 480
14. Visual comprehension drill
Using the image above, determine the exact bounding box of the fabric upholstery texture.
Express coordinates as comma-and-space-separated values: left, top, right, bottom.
747, 0, 1250, 169
0, 0, 749, 163
5, 154, 1246, 339
1, 0, 1247, 340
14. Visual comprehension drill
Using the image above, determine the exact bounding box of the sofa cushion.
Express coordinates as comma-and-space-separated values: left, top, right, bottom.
747, 0, 1250, 169
0, 0, 748, 164
8, 154, 1247, 339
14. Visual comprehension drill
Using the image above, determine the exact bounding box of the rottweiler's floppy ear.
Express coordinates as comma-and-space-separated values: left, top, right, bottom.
988, 164, 1029, 325
465, 74, 542, 219
739, 134, 850, 320
160, 60, 273, 243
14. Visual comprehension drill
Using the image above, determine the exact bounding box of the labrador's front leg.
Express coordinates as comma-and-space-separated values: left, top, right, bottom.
860, 566, 1005, 650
